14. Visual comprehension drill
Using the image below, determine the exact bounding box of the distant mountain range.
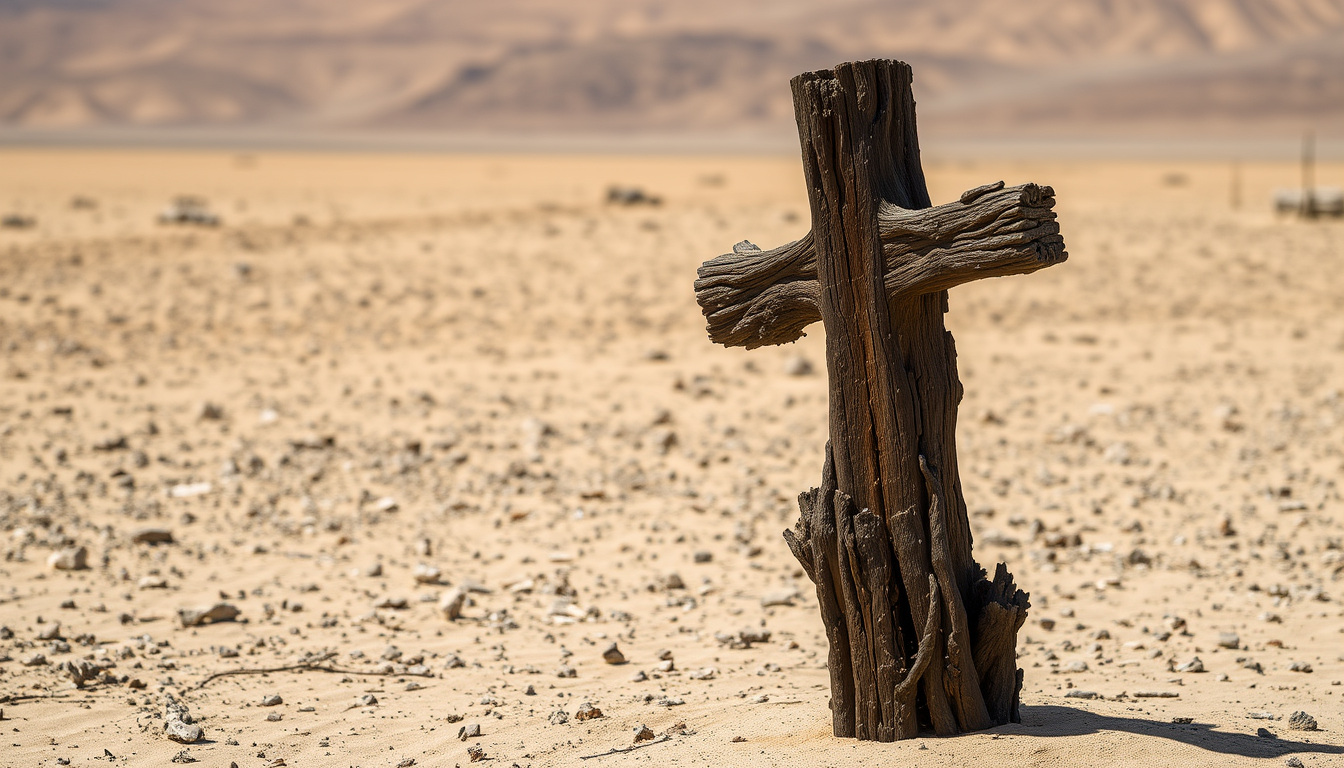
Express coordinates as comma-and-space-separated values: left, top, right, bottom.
2, 0, 1341, 139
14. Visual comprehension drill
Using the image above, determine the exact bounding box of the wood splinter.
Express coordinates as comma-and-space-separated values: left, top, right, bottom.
695, 58, 1059, 741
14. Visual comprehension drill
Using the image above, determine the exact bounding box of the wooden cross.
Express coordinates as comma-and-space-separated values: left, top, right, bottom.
693, 59, 1067, 742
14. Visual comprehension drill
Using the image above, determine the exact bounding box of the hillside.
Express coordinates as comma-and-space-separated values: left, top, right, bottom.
2, 0, 1342, 138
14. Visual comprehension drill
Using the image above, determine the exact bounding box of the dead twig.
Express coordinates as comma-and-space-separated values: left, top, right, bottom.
579, 735, 671, 760
0, 692, 78, 705
192, 652, 339, 690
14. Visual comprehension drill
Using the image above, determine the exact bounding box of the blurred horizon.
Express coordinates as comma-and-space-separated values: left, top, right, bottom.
2, 0, 1343, 156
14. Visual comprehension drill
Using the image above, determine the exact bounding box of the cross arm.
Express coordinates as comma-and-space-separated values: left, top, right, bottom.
693, 182, 1066, 349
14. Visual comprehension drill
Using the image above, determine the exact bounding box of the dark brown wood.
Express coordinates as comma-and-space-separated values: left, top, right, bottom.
697, 59, 1060, 740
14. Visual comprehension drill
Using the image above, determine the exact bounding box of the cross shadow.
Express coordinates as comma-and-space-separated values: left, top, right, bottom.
996, 704, 1344, 760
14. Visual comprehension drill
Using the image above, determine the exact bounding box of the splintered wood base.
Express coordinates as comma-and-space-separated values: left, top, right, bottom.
694, 59, 1065, 740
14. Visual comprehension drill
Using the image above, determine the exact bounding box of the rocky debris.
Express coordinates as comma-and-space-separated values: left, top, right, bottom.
784, 356, 814, 376
139, 576, 169, 590
632, 724, 656, 743
163, 694, 202, 743
1216, 632, 1240, 649
364, 562, 384, 578
1288, 711, 1318, 731
1064, 690, 1099, 699
159, 196, 220, 226
261, 694, 282, 707
1286, 758, 1305, 768
48, 546, 88, 571
716, 628, 771, 649
412, 563, 443, 584
355, 694, 378, 707
606, 186, 661, 206
131, 528, 174, 544
761, 589, 798, 607
21, 653, 47, 666
688, 667, 717, 680
602, 642, 626, 664
458, 723, 481, 741
1175, 657, 1205, 673
574, 702, 604, 721
37, 622, 62, 641
1289, 661, 1313, 673
1134, 691, 1180, 698
179, 603, 240, 627
466, 745, 485, 762
1064, 660, 1089, 673
439, 587, 469, 621
548, 709, 569, 725
373, 596, 408, 610
60, 658, 100, 687
556, 663, 577, 678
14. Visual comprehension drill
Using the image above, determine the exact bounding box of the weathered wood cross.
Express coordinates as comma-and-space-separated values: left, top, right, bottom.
693, 59, 1068, 741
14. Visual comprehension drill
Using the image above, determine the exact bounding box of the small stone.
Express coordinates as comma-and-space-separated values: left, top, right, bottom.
365, 562, 383, 577
261, 694, 282, 707
396, 759, 416, 768
179, 603, 240, 627
1216, 632, 1240, 649
549, 708, 569, 725
356, 694, 377, 707
1176, 657, 1205, 673
556, 663, 577, 678
265, 712, 282, 722
21, 653, 46, 666
458, 722, 481, 741
1064, 660, 1089, 673
1134, 691, 1179, 698
60, 658, 99, 687
761, 589, 798, 607
1289, 661, 1313, 673
1286, 758, 1305, 768
1288, 711, 1318, 731
575, 702, 604, 721
373, 596, 408, 610
48, 546, 88, 571
466, 745, 485, 762
412, 563, 442, 584
731, 735, 747, 743
630, 670, 648, 682
602, 642, 626, 665
633, 724, 656, 743
688, 666, 717, 680
131, 528, 174, 544
439, 587, 469, 621
693, 550, 712, 563
1064, 690, 1098, 699
37, 622, 62, 641
382, 645, 403, 661
165, 719, 203, 743
1038, 617, 1056, 630
138, 576, 169, 590
784, 356, 814, 376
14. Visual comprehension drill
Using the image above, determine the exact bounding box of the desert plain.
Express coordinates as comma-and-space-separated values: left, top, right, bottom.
0, 148, 1342, 767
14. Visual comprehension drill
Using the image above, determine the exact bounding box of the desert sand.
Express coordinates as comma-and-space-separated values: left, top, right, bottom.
1, 148, 1342, 767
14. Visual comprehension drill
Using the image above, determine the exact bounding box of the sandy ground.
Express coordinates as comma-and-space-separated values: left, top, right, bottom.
1, 149, 1342, 768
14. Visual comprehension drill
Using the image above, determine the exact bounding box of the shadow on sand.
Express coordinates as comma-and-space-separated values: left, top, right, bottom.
999, 704, 1343, 760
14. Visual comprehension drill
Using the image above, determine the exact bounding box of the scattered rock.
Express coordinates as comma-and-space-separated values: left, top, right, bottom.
1288, 711, 1318, 731
632, 724, 656, 743
179, 603, 240, 627
548, 709, 569, 725
784, 356, 814, 376
439, 587, 469, 621
1064, 690, 1099, 699
556, 663, 577, 678
574, 702, 603, 721
1134, 691, 1180, 698
60, 658, 99, 687
131, 528, 174, 544
761, 589, 798, 608
1216, 632, 1240, 650
1176, 657, 1205, 673
261, 694, 282, 707
688, 666, 717, 680
466, 745, 485, 762
412, 563, 442, 584
1289, 661, 1313, 673
458, 723, 481, 741
48, 546, 88, 571
602, 642, 626, 665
